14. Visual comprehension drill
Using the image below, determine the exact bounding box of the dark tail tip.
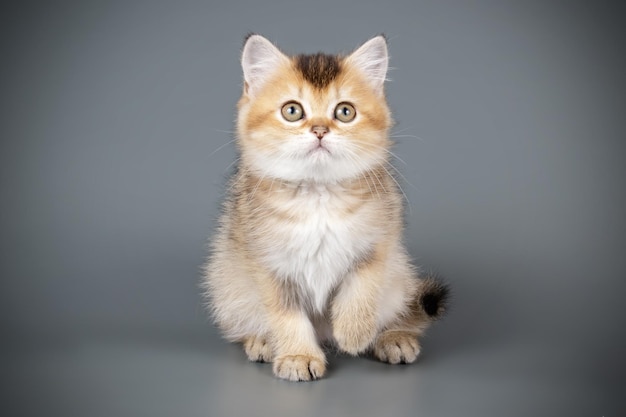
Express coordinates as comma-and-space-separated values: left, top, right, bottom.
420, 275, 451, 319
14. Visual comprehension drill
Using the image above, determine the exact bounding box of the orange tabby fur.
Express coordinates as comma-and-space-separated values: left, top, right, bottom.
202, 34, 448, 381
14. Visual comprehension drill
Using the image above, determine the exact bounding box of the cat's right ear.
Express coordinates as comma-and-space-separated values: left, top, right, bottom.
241, 34, 288, 97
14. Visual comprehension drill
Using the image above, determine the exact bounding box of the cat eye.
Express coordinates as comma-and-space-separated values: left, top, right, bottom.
281, 101, 305, 122
334, 102, 356, 123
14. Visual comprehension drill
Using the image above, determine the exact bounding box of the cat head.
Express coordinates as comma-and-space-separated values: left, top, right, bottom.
236, 34, 392, 183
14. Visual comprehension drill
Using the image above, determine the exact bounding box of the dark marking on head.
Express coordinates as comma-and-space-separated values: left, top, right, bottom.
294, 53, 342, 89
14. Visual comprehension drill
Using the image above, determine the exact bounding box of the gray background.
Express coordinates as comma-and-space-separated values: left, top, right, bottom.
2, 1, 624, 416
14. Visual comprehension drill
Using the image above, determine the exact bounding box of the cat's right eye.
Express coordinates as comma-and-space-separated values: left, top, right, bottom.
281, 102, 305, 122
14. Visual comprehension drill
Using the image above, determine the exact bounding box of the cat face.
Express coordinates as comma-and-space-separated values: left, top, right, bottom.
236, 35, 392, 183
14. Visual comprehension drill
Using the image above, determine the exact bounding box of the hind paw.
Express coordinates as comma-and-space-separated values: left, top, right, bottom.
374, 331, 420, 364
243, 335, 273, 362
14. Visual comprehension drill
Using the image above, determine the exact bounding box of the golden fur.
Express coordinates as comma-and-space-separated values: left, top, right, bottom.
202, 35, 448, 381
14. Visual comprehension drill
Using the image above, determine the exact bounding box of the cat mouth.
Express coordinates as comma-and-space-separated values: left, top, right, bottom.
307, 143, 332, 157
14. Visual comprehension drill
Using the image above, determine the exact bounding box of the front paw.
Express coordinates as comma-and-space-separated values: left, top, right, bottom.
273, 354, 326, 381
333, 319, 377, 355
374, 330, 420, 364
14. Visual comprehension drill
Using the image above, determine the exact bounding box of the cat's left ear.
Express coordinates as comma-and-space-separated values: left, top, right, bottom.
346, 35, 389, 95
241, 34, 288, 96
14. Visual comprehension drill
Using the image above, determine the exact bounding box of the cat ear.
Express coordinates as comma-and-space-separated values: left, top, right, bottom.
241, 34, 288, 96
346, 35, 389, 94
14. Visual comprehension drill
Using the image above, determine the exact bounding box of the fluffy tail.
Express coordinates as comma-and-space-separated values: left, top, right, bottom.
418, 275, 450, 320
385, 274, 450, 335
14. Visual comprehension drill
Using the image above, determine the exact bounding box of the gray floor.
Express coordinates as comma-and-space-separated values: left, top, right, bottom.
2, 1, 625, 416
4, 318, 622, 417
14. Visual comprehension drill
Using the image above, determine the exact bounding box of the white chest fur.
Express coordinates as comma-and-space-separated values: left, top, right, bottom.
260, 183, 377, 312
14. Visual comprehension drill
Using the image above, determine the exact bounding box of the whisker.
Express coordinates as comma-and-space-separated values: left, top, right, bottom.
209, 138, 237, 157
248, 148, 294, 203
223, 157, 240, 173
359, 141, 409, 166
344, 149, 379, 199
352, 143, 414, 187
390, 134, 424, 141
346, 143, 413, 211
380, 160, 412, 214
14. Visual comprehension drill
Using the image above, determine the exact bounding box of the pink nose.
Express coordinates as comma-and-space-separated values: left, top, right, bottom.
311, 125, 329, 139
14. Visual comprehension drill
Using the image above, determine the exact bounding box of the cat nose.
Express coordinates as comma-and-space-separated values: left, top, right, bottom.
311, 125, 329, 140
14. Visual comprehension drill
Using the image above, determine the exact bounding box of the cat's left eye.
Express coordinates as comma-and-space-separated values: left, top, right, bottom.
334, 102, 356, 123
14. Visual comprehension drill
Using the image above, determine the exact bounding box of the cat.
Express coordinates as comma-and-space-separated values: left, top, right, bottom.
202, 34, 449, 381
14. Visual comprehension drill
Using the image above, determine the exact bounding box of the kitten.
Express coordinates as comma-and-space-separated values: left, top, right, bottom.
203, 34, 448, 381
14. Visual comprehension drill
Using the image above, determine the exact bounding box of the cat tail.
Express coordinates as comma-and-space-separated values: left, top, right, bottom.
417, 274, 450, 320
402, 274, 450, 332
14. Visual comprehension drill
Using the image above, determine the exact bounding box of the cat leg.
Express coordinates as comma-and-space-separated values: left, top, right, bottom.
262, 280, 326, 381
268, 309, 326, 381
374, 274, 449, 364
204, 247, 278, 365
330, 249, 387, 355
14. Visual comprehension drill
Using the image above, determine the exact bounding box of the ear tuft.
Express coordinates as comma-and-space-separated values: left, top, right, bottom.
346, 35, 389, 94
241, 34, 287, 96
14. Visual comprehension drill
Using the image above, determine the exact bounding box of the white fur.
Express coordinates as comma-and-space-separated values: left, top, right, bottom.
260, 182, 380, 312
245, 130, 387, 184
